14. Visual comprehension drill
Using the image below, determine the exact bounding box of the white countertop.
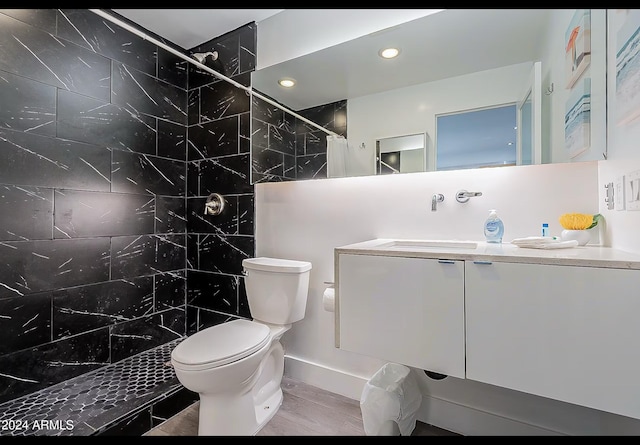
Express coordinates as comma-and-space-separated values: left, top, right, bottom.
335, 238, 640, 270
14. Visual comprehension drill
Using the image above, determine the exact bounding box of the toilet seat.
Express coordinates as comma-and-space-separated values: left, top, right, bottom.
171, 319, 270, 371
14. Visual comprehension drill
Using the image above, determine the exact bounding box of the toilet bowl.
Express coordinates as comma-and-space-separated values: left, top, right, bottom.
171, 257, 312, 436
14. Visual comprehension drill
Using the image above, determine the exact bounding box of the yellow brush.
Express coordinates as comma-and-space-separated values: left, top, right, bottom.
559, 213, 602, 230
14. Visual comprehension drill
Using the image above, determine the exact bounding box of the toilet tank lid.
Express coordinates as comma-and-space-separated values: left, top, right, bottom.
242, 257, 312, 273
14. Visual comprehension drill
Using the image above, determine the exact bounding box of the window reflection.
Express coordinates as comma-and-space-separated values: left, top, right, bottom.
436, 104, 517, 171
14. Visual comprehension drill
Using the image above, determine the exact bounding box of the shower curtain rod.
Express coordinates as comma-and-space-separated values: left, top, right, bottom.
88, 9, 340, 138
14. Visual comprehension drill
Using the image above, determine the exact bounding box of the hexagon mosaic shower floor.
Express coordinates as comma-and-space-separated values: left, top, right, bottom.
0, 339, 182, 436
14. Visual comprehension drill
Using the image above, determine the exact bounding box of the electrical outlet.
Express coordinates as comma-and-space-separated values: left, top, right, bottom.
616, 175, 626, 211
626, 170, 640, 211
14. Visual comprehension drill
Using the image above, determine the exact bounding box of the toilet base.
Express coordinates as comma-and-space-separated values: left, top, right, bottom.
196, 340, 285, 436
197, 386, 283, 436
253, 386, 283, 434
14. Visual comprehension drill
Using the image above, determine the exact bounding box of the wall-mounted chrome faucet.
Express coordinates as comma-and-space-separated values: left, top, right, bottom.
455, 190, 483, 203
431, 193, 444, 211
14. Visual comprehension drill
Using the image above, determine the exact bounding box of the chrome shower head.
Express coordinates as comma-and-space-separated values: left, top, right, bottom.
191, 51, 218, 64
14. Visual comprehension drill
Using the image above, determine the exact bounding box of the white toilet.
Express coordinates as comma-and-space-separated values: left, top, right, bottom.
170, 257, 312, 436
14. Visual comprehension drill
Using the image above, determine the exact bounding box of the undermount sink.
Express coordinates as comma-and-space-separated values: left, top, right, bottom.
378, 239, 478, 250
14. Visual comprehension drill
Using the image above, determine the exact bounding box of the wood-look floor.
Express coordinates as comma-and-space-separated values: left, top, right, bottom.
145, 376, 460, 436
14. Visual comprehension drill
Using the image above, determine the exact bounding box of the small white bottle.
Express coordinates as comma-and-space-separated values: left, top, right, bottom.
484, 209, 504, 243
542, 223, 550, 237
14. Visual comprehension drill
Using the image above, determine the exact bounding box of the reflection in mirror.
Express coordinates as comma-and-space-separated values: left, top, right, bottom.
376, 133, 425, 174
519, 91, 534, 166
250, 8, 608, 183
435, 105, 517, 171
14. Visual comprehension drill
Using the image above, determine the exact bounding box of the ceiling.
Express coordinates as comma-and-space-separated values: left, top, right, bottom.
252, 9, 552, 110
112, 9, 285, 49
110, 9, 551, 113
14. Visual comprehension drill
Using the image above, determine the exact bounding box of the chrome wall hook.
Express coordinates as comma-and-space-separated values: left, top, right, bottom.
204, 193, 226, 216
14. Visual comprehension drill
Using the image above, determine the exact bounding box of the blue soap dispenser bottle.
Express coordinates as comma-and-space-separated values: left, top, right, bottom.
484, 209, 504, 243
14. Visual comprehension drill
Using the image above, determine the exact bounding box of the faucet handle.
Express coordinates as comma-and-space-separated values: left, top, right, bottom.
456, 190, 483, 203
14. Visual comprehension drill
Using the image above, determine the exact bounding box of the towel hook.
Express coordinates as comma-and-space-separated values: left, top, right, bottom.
204, 193, 226, 216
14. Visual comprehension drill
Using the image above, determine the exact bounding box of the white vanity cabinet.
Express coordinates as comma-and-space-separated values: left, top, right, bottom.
335, 239, 640, 420
465, 260, 640, 420
337, 253, 465, 378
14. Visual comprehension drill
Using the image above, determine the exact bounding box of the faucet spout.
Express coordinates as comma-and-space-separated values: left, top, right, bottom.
431, 193, 444, 211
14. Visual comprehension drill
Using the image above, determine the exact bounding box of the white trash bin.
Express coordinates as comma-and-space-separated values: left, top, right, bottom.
360, 363, 422, 436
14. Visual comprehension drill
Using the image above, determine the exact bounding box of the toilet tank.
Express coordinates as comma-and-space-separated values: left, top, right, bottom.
242, 257, 312, 325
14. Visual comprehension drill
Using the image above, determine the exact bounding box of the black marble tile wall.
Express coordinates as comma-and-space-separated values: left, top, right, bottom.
0, 128, 112, 192
158, 119, 188, 161
0, 185, 54, 241
111, 150, 186, 196
296, 100, 348, 181
53, 190, 155, 238
188, 116, 240, 161
0, 13, 111, 101
250, 96, 348, 182
56, 90, 157, 155
112, 61, 188, 124
110, 308, 184, 363
0, 327, 111, 404
155, 270, 186, 311
0, 9, 57, 34
187, 270, 239, 313
197, 155, 253, 195
0, 69, 56, 137
52, 277, 154, 339
0, 238, 111, 298
186, 305, 237, 336
157, 47, 189, 90
191, 234, 254, 277
186, 25, 256, 332
110, 235, 186, 280
0, 291, 52, 356
155, 197, 187, 234
198, 73, 251, 123
250, 94, 297, 183
0, 9, 189, 404
57, 9, 158, 77
297, 152, 329, 180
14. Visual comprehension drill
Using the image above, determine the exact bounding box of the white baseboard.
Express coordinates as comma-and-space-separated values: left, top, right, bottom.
284, 354, 563, 436
417, 395, 563, 436
284, 354, 369, 401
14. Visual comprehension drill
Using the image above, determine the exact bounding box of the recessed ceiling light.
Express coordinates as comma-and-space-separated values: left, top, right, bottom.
379, 47, 400, 59
278, 78, 296, 88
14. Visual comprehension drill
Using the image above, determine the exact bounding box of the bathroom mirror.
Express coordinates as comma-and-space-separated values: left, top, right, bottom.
250, 8, 608, 183
376, 133, 426, 175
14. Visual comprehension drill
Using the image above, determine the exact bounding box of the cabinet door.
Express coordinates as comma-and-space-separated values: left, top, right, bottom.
338, 254, 465, 378
466, 261, 640, 420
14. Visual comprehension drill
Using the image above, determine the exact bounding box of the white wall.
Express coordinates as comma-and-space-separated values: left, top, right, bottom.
252, 160, 640, 435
